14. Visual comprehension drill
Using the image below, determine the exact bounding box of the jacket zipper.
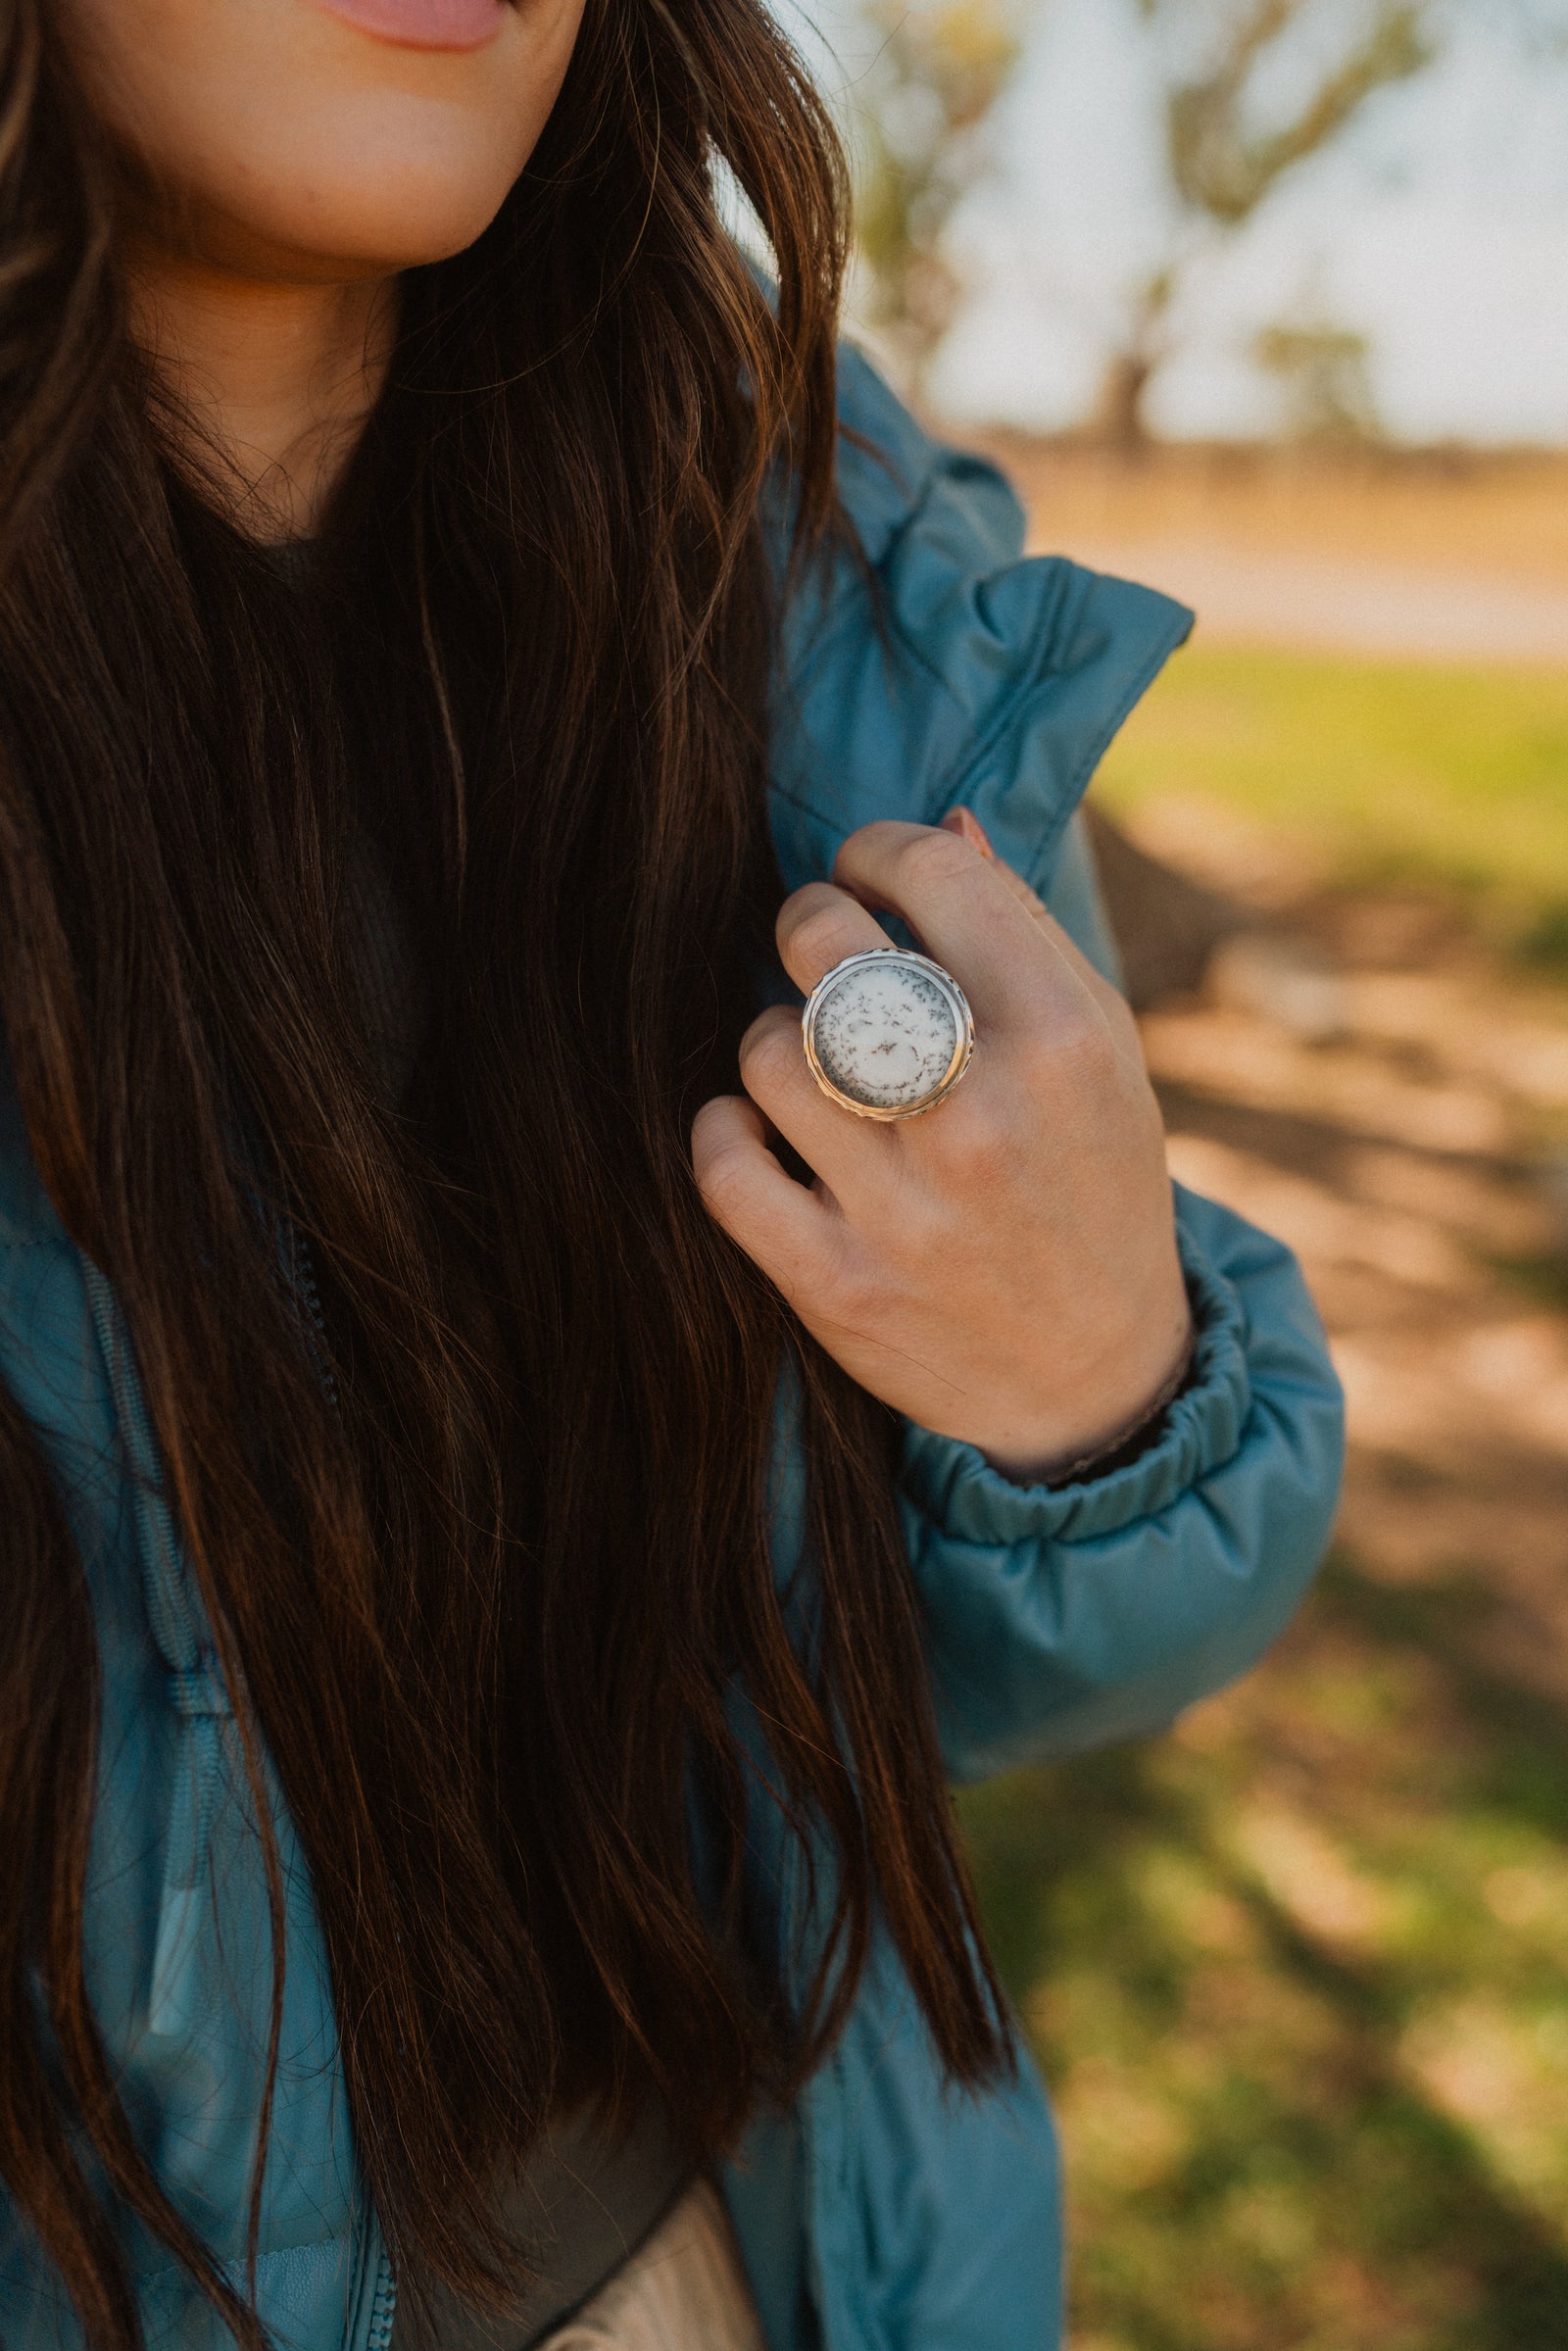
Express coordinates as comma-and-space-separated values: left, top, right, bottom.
88, 1237, 397, 2348
366, 2237, 397, 2351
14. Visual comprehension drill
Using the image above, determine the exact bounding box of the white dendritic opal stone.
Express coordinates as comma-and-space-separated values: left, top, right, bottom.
811, 957, 959, 1111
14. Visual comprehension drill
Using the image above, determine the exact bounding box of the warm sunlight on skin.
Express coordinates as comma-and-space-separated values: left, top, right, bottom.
56, 0, 585, 534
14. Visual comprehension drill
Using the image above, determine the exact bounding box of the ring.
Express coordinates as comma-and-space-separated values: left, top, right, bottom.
802, 948, 974, 1121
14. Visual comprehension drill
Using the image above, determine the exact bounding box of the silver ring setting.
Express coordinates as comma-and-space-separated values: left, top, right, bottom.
802, 948, 975, 1121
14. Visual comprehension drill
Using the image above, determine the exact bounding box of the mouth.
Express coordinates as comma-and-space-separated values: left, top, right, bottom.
306, 0, 508, 51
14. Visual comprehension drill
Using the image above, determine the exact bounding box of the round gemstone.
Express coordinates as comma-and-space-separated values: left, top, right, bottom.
811, 957, 959, 1111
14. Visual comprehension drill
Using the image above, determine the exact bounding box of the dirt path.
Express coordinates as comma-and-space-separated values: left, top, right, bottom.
1045, 539, 1568, 663
981, 439, 1568, 661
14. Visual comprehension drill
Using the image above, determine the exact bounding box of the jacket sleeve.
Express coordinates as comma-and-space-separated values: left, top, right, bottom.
898, 1179, 1344, 1783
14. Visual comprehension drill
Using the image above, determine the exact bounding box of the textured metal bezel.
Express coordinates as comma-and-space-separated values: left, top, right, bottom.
801, 947, 975, 1122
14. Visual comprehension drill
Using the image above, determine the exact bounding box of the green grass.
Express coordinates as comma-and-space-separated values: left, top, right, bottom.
959, 1549, 1568, 2351
1093, 647, 1568, 956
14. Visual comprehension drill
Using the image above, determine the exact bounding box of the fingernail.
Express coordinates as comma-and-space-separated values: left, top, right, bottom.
942, 807, 995, 858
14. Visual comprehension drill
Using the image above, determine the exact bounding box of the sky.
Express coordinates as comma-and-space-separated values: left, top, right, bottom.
781, 0, 1568, 442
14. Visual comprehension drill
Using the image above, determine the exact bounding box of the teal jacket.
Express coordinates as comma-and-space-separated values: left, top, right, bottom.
0, 349, 1344, 2351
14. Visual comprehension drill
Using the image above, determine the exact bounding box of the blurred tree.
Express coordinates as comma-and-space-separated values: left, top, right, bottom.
846, 0, 1568, 436
1253, 318, 1380, 442
1096, 0, 1434, 446
853, 0, 1023, 401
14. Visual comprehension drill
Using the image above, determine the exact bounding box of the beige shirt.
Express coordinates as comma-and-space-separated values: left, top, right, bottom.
540, 2182, 762, 2351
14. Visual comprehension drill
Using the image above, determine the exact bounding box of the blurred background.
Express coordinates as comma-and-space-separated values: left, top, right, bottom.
774, 2, 1568, 2342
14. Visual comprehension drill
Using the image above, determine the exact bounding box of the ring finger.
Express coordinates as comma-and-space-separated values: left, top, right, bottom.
775, 880, 895, 996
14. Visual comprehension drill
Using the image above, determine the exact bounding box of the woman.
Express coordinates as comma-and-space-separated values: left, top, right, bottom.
0, 1, 1343, 2347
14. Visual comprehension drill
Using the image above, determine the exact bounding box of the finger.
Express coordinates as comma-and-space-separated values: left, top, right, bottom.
978, 849, 1146, 1053
776, 881, 894, 997
736, 1002, 892, 1191
1028, 898, 1144, 1056
940, 806, 996, 859
943, 813, 1142, 1058
691, 1094, 833, 1294
777, 855, 1115, 1058
833, 820, 1083, 1038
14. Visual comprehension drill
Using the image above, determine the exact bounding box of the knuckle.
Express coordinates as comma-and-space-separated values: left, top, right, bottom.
1007, 1026, 1057, 1095
777, 880, 838, 940
883, 1188, 947, 1267
739, 1018, 801, 1097
819, 1249, 882, 1333
893, 825, 971, 895
939, 1102, 1013, 1189
690, 1095, 731, 1145
1054, 1006, 1119, 1085
696, 1142, 755, 1216
1016, 1006, 1114, 1096
790, 904, 862, 977
840, 819, 908, 866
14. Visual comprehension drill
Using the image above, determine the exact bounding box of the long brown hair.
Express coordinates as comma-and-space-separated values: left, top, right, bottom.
0, 2, 1009, 2343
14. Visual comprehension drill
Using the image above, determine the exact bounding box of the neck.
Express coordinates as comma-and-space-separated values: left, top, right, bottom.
125, 243, 399, 542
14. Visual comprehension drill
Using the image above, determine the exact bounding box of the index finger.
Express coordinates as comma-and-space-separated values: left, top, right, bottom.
831, 820, 1088, 1037
942, 811, 1144, 1057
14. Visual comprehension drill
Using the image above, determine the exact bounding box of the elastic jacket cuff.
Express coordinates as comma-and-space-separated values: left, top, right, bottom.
898, 1215, 1250, 1547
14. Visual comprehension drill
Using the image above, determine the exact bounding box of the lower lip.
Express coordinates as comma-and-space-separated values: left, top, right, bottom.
309, 0, 507, 49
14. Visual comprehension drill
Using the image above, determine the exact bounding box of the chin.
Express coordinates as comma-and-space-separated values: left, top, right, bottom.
62, 0, 578, 282
248, 154, 523, 275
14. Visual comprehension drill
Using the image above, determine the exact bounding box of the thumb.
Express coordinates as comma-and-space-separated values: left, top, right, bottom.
941, 806, 995, 858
